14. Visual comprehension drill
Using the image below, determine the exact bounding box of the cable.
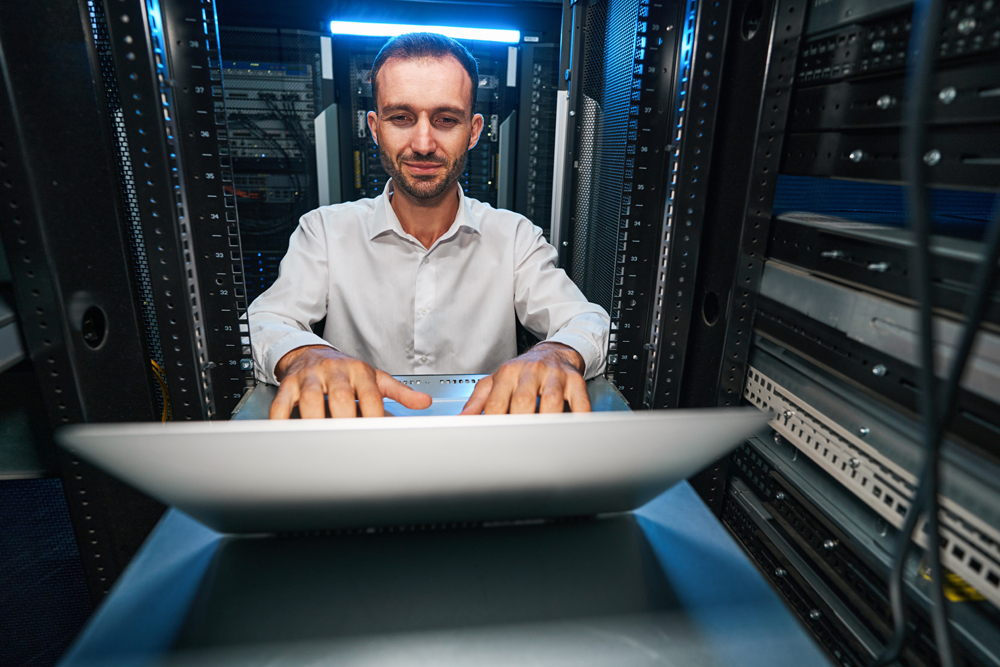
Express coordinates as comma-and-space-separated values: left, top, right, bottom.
870, 0, 1000, 662
150, 359, 172, 422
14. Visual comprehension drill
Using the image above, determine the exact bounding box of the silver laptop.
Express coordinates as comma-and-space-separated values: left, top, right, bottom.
57, 408, 768, 534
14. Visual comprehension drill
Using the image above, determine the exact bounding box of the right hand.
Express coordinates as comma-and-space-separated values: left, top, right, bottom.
270, 345, 432, 419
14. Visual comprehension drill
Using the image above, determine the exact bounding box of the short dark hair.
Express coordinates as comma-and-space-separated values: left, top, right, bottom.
370, 32, 479, 114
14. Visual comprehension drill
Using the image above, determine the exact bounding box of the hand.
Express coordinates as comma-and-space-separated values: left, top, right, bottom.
270, 345, 432, 419
460, 342, 590, 415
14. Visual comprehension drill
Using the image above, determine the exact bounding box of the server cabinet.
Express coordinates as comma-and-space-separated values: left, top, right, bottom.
1, 0, 256, 607
696, 0, 1000, 661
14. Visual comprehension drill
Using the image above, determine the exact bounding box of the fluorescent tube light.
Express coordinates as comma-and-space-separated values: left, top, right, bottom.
329, 21, 520, 43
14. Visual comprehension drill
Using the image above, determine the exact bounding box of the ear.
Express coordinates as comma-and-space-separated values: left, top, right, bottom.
367, 110, 379, 146
468, 113, 484, 151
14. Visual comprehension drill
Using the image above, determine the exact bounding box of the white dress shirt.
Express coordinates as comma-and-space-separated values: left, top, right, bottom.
248, 180, 610, 385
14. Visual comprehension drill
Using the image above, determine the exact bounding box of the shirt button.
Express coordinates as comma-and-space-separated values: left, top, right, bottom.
422, 257, 429, 264
419, 308, 429, 316
420, 356, 428, 364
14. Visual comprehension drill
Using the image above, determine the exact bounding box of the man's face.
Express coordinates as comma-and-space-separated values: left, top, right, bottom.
367, 55, 484, 203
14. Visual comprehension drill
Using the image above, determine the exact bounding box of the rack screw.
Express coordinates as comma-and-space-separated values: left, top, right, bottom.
774, 568, 787, 577
867, 262, 891, 272
957, 17, 977, 34
775, 491, 786, 501
849, 149, 866, 163
859, 427, 870, 436
783, 409, 794, 419
820, 250, 844, 259
876, 94, 896, 109
823, 539, 837, 550
872, 364, 888, 376
923, 149, 942, 166
849, 458, 861, 468
872, 39, 886, 52
938, 87, 957, 104
562, 241, 569, 247
809, 609, 822, 620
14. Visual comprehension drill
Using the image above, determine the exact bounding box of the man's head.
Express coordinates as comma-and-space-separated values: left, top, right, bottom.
366, 33, 484, 203
370, 32, 479, 113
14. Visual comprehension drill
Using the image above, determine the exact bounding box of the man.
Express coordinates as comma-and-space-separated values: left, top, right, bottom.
249, 32, 609, 419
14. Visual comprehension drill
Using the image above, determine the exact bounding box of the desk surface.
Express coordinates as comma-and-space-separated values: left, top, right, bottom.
60, 481, 831, 666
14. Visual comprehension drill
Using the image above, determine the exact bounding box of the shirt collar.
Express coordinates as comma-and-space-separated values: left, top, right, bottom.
369, 178, 481, 244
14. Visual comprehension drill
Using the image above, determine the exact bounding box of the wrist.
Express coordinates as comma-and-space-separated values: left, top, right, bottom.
533, 341, 585, 374
275, 344, 339, 381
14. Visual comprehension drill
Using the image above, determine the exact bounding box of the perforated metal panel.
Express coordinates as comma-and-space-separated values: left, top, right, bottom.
570, 0, 640, 316
0, 479, 92, 667
86, 0, 164, 404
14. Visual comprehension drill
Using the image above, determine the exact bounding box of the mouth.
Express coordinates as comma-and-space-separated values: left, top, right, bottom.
403, 160, 445, 176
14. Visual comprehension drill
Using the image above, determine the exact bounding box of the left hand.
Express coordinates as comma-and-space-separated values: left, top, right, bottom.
460, 342, 590, 415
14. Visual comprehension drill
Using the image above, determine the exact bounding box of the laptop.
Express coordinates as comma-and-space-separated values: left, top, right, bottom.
57, 395, 768, 534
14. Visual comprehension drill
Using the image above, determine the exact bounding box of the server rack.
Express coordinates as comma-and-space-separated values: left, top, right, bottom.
1, 0, 256, 624
217, 27, 324, 302
558, 0, 1000, 660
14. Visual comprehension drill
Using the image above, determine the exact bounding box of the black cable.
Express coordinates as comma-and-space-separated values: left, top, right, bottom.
869, 0, 1000, 662
869, 0, 947, 662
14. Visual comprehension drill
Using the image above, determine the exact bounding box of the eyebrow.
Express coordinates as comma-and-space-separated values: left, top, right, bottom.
380, 104, 469, 118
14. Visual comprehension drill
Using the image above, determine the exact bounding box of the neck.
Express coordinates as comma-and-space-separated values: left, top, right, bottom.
390, 181, 460, 249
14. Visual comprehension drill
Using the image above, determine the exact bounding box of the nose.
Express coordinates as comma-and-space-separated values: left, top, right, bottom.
410, 116, 437, 156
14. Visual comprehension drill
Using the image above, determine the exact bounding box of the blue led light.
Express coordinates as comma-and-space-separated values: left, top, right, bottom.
329, 20, 520, 43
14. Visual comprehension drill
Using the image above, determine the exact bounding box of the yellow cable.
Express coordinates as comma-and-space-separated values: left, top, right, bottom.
150, 359, 172, 422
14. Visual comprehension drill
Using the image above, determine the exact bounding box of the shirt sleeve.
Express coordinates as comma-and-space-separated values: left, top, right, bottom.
512, 218, 611, 379
247, 211, 336, 385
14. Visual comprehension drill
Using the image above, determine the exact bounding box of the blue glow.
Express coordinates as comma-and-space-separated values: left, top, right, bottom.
329, 20, 520, 43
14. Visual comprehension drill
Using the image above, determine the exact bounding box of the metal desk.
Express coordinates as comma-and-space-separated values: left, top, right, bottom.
59, 376, 830, 666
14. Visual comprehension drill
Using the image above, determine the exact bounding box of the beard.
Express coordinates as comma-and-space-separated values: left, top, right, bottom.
378, 145, 468, 201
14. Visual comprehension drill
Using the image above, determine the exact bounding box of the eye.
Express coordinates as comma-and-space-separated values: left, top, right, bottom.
438, 117, 458, 126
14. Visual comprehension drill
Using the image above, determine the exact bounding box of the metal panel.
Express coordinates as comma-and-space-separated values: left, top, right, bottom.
746, 345, 1000, 608
767, 213, 1000, 326
728, 477, 884, 659
788, 62, 1000, 131
754, 293, 1000, 455
783, 127, 1000, 189
730, 436, 1000, 665
710, 0, 809, 405
0, 0, 164, 600
0, 294, 25, 373
759, 260, 1000, 405
157, 0, 254, 415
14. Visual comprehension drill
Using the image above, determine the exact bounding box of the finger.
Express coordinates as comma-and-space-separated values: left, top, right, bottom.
564, 375, 591, 413
269, 382, 300, 420
298, 378, 329, 419
460, 376, 493, 415
377, 372, 433, 410
326, 386, 359, 419
484, 372, 517, 415
355, 380, 386, 418
538, 373, 566, 414
509, 372, 543, 414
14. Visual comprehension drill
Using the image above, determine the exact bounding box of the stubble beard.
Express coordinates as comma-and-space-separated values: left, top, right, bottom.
379, 145, 468, 201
